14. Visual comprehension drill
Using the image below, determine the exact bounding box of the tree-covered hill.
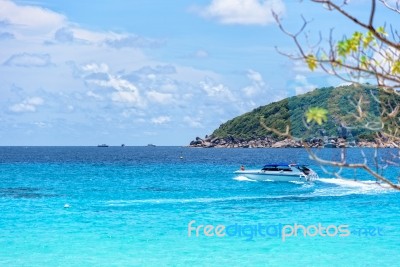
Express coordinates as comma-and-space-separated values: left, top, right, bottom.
209, 84, 399, 142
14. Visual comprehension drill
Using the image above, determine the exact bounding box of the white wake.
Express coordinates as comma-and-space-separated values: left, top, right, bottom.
233, 175, 258, 182
316, 177, 394, 196
104, 178, 397, 207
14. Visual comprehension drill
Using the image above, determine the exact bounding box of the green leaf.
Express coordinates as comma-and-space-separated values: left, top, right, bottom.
305, 107, 328, 125
346, 33, 361, 53
352, 31, 362, 48
353, 31, 362, 40
392, 61, 400, 74
305, 54, 317, 71
363, 31, 374, 48
337, 40, 348, 57
376, 26, 387, 36
360, 55, 368, 69
348, 38, 358, 53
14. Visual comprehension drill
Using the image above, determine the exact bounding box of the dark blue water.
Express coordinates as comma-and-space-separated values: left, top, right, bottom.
0, 147, 399, 266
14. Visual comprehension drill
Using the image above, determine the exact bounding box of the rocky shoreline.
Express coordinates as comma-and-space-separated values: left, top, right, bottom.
189, 136, 399, 148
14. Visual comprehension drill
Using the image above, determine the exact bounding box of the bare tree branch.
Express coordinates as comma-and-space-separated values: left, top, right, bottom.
305, 146, 400, 190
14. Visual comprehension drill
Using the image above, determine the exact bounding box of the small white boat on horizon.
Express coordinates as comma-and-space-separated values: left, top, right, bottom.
234, 163, 319, 182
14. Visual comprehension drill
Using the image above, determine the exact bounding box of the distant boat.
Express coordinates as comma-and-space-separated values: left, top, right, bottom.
121, 144, 125, 147
147, 144, 156, 147
97, 144, 109, 147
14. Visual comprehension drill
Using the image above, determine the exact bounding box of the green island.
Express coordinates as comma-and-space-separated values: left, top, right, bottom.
189, 84, 400, 148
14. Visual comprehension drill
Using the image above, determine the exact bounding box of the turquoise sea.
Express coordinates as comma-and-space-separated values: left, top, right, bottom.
0, 147, 399, 266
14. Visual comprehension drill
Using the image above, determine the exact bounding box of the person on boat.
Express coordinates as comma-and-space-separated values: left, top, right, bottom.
240, 165, 245, 171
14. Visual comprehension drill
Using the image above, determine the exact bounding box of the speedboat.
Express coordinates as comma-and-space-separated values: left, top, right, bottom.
234, 163, 319, 182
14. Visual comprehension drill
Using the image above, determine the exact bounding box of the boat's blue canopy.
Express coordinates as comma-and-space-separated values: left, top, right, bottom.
263, 163, 292, 167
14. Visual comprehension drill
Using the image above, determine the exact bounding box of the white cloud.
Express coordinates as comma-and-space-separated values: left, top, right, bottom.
151, 116, 171, 125
293, 75, 316, 95
82, 63, 109, 73
0, 0, 66, 39
97, 76, 136, 92
197, 0, 285, 25
0, 0, 165, 50
67, 27, 110, 44
111, 91, 141, 104
242, 69, 266, 97
27, 97, 44, 105
160, 82, 178, 92
53, 28, 165, 49
86, 90, 103, 100
105, 34, 164, 49
54, 27, 74, 43
3, 53, 52, 67
183, 116, 204, 128
34, 121, 49, 128
146, 91, 174, 104
0, 1, 290, 145
80, 63, 145, 107
247, 69, 265, 85
50, 23, 165, 49
199, 77, 235, 100
242, 86, 258, 97
136, 65, 177, 75
9, 97, 44, 113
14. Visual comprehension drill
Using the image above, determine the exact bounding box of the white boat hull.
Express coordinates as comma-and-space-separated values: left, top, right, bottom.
234, 170, 318, 182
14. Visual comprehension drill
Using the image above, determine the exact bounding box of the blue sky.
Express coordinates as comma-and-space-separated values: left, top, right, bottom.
0, 0, 396, 145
